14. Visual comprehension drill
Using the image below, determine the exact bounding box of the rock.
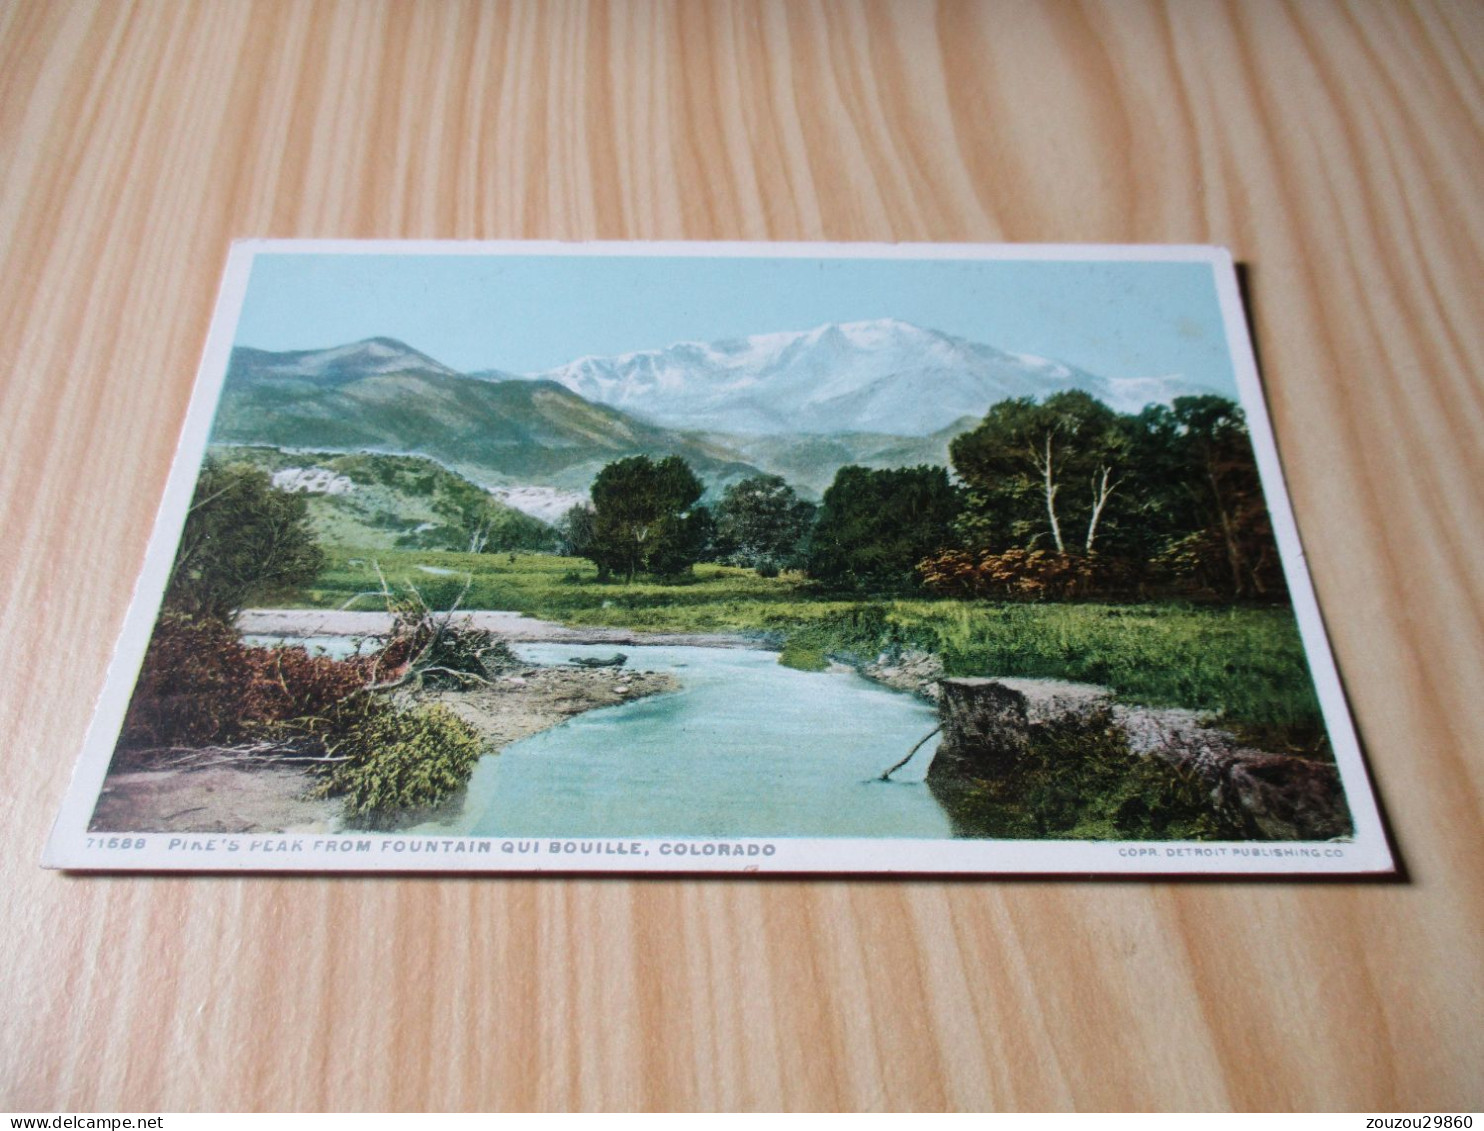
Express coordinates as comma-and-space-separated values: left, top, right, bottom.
1219, 751, 1349, 840
1113, 705, 1350, 840
929, 677, 1115, 781
929, 677, 1352, 840
861, 649, 945, 700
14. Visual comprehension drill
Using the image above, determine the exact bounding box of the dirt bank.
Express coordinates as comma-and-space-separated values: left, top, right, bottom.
89, 761, 341, 835
238, 608, 756, 649
88, 664, 680, 836
417, 664, 679, 749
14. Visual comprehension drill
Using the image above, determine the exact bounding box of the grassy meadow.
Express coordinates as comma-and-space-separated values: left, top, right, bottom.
267, 547, 1327, 750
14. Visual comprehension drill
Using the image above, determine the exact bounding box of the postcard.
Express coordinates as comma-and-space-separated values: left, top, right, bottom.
43, 241, 1393, 875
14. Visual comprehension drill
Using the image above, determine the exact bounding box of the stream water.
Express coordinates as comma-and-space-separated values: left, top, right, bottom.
413, 643, 952, 839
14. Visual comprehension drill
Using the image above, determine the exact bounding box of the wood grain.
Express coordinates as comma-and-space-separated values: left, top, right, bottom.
2, 0, 1482, 1112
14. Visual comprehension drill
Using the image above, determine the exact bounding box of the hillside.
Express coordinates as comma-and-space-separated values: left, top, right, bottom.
705, 416, 982, 498
214, 446, 554, 552
214, 340, 767, 492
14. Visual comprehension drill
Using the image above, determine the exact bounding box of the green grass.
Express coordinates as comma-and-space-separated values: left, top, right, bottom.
279, 547, 1325, 743
896, 602, 1322, 746
290, 547, 838, 630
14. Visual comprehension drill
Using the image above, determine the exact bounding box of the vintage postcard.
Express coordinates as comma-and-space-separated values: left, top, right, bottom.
44, 241, 1392, 875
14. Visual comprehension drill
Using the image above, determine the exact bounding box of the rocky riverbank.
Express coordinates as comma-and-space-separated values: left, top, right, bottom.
418, 664, 679, 752
923, 676, 1352, 841
89, 662, 679, 836
857, 649, 945, 700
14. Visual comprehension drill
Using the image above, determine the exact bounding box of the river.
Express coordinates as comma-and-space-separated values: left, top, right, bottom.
413, 642, 952, 839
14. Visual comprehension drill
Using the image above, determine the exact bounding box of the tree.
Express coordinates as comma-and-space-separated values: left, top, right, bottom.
457, 496, 553, 554
164, 460, 325, 621
586, 455, 709, 582
556, 501, 597, 559
948, 392, 1284, 600
806, 465, 961, 591
712, 474, 816, 573
950, 391, 1129, 554
1161, 395, 1284, 598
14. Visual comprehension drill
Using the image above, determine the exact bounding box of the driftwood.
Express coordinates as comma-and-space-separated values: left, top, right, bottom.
417, 665, 496, 687
879, 726, 941, 781
338, 590, 388, 611
131, 743, 354, 771
569, 653, 627, 669
361, 562, 493, 692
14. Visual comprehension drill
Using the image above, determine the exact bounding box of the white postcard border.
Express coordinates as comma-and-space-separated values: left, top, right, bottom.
43, 240, 1395, 877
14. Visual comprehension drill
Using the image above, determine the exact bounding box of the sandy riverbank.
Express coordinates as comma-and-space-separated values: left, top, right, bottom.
237, 608, 758, 649
88, 663, 680, 836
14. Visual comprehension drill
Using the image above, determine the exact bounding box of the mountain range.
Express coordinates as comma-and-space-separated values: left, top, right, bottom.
509, 319, 1212, 435
215, 324, 1215, 502
216, 339, 762, 493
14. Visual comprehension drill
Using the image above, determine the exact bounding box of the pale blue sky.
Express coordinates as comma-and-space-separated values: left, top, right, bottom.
233, 252, 1238, 396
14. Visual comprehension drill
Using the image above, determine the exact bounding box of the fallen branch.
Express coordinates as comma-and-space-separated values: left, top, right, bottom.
362, 569, 506, 693
420, 665, 496, 687
143, 743, 353, 771
879, 726, 941, 781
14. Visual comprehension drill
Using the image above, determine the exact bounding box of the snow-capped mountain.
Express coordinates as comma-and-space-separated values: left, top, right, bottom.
524, 319, 1212, 436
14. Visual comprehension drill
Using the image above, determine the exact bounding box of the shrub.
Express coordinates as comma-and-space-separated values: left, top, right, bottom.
121, 614, 374, 748
164, 460, 324, 620
312, 702, 484, 819
376, 598, 521, 689
119, 612, 489, 820
777, 639, 828, 672
917, 548, 1137, 601
1149, 529, 1284, 601
121, 614, 257, 747
253, 642, 381, 724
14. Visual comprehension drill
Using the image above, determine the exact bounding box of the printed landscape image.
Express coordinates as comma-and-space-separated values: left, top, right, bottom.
90, 253, 1354, 845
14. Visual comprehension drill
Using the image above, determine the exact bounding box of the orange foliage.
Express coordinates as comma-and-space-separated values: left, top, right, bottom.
120, 614, 381, 749
917, 548, 1134, 601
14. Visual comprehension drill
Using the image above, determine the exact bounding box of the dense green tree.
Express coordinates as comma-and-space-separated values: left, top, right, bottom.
164, 460, 325, 620
1159, 395, 1284, 598
556, 501, 597, 559
712, 474, 816, 574
950, 390, 1131, 554
942, 391, 1283, 600
806, 465, 961, 592
586, 455, 709, 581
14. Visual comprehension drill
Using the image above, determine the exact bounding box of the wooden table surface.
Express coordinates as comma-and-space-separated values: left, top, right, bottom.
3, 0, 1482, 1113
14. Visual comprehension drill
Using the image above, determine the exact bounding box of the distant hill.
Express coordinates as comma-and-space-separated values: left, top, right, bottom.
214, 446, 554, 553
228, 337, 462, 384
703, 416, 982, 498
214, 340, 768, 493
523, 319, 1215, 436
